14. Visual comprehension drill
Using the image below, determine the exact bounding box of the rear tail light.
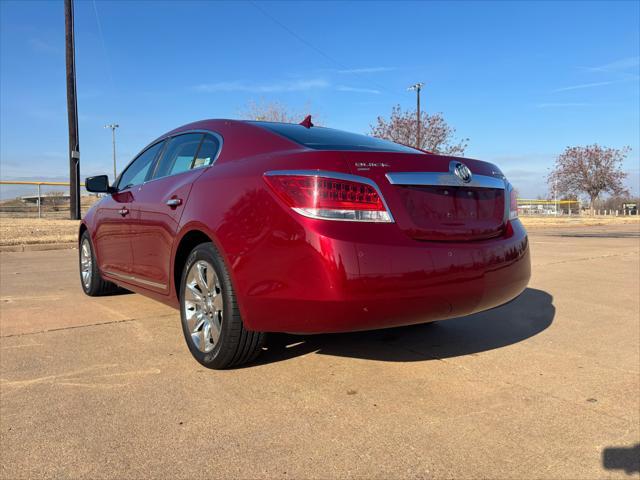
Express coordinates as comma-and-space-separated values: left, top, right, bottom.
264, 171, 393, 222
508, 183, 518, 220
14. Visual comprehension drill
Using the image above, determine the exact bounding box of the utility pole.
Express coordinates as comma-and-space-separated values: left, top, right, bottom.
104, 123, 119, 181
65, 0, 80, 220
408, 82, 424, 149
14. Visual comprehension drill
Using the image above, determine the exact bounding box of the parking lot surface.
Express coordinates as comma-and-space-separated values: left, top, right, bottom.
1, 225, 639, 479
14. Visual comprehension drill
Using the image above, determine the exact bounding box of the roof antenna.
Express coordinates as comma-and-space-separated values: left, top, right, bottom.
299, 115, 314, 129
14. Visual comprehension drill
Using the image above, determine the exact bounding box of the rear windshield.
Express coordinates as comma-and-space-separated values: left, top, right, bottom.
250, 121, 423, 154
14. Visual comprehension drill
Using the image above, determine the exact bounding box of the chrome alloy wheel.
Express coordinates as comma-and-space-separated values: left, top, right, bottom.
183, 260, 223, 353
80, 238, 93, 289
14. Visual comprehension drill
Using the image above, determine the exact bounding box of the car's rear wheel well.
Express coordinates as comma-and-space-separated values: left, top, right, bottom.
173, 230, 212, 295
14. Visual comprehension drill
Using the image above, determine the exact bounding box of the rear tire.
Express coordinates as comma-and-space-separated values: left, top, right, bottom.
179, 242, 264, 369
79, 230, 120, 296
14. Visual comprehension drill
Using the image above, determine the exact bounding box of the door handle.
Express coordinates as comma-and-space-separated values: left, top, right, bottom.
166, 198, 182, 207
118, 207, 129, 217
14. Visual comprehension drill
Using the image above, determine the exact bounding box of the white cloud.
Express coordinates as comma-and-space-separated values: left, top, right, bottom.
336, 67, 394, 74
553, 81, 616, 92
536, 102, 592, 108
25, 108, 65, 121
28, 38, 60, 55
336, 85, 381, 94
586, 56, 639, 72
194, 79, 329, 93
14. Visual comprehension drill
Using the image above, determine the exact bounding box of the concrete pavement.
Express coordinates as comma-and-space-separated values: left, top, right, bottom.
1, 225, 639, 479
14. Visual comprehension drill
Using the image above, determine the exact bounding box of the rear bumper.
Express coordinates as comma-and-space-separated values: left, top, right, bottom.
239, 219, 530, 333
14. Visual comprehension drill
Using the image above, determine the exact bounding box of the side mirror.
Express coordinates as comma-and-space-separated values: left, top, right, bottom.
85, 175, 114, 194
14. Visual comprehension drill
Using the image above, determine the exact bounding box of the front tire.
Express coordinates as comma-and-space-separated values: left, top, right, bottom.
179, 242, 264, 369
79, 231, 119, 296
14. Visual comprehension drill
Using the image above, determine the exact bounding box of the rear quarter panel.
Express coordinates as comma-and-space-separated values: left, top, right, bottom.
175, 145, 353, 327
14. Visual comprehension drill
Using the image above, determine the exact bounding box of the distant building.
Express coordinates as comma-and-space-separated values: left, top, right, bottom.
21, 193, 69, 205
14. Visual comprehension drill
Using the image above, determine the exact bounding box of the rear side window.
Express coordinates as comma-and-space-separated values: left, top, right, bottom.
118, 140, 165, 190
152, 133, 204, 179
192, 135, 220, 168
250, 121, 423, 154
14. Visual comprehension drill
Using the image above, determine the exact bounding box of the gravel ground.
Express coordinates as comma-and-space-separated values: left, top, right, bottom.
0, 218, 80, 246
521, 215, 640, 228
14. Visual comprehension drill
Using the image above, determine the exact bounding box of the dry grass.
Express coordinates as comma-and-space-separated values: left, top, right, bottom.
520, 215, 640, 228
0, 215, 638, 246
0, 218, 80, 246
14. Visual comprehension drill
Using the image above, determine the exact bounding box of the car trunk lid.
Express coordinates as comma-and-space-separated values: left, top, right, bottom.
343, 151, 507, 241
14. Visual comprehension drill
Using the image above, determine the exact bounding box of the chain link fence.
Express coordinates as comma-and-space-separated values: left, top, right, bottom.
517, 199, 638, 216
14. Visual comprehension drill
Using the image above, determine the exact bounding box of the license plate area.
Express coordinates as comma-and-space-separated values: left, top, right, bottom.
396, 185, 506, 240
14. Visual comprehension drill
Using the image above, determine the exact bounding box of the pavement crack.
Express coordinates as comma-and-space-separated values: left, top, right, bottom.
0, 364, 119, 389
1, 365, 161, 392
0, 343, 44, 349
1, 318, 138, 338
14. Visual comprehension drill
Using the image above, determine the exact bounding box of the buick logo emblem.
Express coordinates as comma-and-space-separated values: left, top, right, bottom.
453, 162, 472, 183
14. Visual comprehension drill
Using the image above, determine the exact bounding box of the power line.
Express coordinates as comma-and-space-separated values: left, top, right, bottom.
250, 1, 349, 70
92, 0, 116, 95
249, 1, 393, 96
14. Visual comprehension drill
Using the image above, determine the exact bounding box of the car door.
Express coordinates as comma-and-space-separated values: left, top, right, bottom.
92, 190, 134, 276
128, 133, 221, 293
93, 140, 165, 278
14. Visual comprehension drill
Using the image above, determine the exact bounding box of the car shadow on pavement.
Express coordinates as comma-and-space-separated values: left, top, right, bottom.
101, 287, 133, 297
602, 443, 640, 475
252, 287, 554, 366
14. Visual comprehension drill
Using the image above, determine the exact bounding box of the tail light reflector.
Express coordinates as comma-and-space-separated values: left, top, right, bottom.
264, 172, 393, 222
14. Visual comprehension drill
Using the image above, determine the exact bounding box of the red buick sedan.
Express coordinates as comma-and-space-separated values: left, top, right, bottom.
80, 119, 530, 368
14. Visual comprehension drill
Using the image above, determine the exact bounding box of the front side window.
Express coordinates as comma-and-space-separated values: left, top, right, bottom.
118, 140, 165, 190
152, 133, 203, 179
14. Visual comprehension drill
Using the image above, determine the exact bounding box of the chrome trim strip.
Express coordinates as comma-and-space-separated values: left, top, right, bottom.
385, 172, 506, 189
103, 270, 166, 290
264, 169, 395, 223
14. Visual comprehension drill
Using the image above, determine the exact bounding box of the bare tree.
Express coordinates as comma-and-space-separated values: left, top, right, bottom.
548, 144, 630, 209
370, 105, 468, 155
241, 100, 320, 124
47, 191, 67, 212
597, 194, 640, 211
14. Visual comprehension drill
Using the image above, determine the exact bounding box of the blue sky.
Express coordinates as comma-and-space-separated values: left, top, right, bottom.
1, 0, 639, 198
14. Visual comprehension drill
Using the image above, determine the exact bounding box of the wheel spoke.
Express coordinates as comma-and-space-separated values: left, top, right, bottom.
211, 271, 220, 295
185, 283, 204, 302
202, 320, 212, 349
185, 308, 197, 331
194, 328, 205, 351
212, 294, 223, 311
196, 262, 209, 292
210, 312, 221, 344
192, 313, 206, 334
